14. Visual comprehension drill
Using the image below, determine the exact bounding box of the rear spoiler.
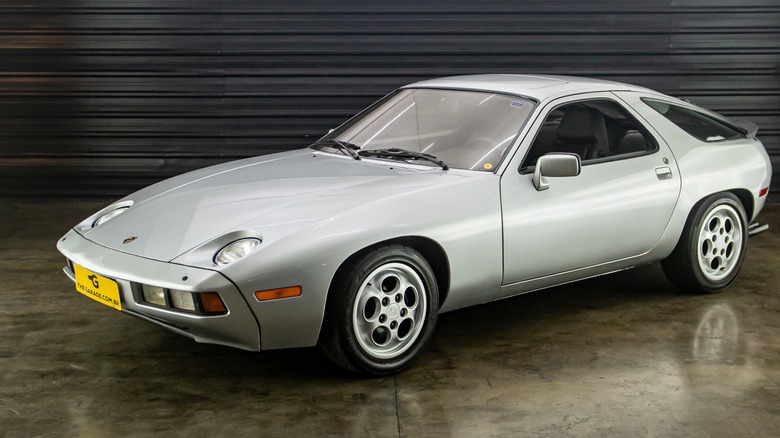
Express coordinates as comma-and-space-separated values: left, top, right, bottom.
733, 120, 759, 139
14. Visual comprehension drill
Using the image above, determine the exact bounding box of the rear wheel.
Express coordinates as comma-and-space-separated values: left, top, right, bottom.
319, 245, 439, 375
662, 193, 748, 293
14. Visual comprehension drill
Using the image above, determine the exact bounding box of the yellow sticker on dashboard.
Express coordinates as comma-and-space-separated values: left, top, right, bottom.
74, 264, 122, 311
483, 163, 493, 170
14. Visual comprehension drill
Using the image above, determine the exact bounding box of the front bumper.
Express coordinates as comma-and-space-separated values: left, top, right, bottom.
57, 229, 261, 351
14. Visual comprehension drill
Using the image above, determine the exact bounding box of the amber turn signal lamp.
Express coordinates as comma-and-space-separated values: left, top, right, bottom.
254, 286, 302, 301
200, 292, 227, 314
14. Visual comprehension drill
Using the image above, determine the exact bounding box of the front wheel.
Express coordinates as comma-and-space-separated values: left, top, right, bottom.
662, 193, 748, 293
319, 245, 439, 375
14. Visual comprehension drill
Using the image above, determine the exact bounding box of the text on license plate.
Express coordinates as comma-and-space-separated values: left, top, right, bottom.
74, 264, 122, 311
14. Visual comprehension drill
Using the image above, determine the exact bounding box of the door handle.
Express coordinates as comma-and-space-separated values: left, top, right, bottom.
655, 166, 673, 180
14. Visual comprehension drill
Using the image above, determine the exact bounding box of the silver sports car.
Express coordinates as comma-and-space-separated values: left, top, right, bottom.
58, 75, 772, 375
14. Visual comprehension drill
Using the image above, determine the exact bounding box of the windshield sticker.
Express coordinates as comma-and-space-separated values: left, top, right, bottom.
510, 100, 525, 108
483, 163, 493, 170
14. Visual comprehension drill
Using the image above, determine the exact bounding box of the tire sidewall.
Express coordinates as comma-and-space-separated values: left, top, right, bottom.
685, 193, 748, 292
337, 246, 439, 375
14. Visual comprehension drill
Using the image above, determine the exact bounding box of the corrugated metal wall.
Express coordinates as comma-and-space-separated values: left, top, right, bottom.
1, 0, 778, 197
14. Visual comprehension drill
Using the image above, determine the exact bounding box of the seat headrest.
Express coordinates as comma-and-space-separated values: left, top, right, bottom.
557, 107, 606, 142
618, 131, 648, 154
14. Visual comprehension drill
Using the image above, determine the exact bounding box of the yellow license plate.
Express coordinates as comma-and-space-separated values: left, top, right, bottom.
74, 264, 122, 311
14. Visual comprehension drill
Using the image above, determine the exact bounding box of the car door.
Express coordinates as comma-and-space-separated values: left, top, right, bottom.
498, 93, 681, 295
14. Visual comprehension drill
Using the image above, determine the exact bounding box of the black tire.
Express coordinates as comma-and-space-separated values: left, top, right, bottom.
318, 245, 439, 375
662, 192, 748, 293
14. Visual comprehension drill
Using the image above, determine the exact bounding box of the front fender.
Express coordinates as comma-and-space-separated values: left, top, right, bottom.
211, 173, 505, 350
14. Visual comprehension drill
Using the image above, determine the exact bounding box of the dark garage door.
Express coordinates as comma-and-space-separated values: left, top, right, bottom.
1, 0, 778, 198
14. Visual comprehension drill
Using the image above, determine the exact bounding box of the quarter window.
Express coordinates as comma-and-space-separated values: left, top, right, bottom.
642, 99, 743, 142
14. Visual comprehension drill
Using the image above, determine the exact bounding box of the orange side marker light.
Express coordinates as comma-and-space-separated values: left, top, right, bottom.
254, 286, 302, 302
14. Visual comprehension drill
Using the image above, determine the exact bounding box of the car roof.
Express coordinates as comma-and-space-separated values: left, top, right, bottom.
404, 74, 662, 102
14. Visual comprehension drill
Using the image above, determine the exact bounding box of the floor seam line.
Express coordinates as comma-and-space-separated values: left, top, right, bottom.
394, 375, 401, 437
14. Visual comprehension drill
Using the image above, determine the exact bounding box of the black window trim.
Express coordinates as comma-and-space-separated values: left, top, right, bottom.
518, 96, 660, 174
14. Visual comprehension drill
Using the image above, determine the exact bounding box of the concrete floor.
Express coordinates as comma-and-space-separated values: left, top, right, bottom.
1, 200, 779, 437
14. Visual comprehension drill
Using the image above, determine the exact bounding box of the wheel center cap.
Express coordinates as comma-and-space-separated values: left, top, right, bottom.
387, 304, 400, 319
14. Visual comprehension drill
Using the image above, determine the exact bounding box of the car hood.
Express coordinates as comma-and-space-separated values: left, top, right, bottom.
79, 150, 462, 262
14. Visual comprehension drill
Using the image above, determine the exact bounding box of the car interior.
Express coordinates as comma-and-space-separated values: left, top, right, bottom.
521, 99, 657, 169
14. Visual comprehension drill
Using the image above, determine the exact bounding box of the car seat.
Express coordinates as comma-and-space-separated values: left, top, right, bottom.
556, 107, 609, 160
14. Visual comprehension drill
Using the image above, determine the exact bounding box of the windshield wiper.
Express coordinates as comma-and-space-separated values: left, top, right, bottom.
357, 148, 449, 170
310, 138, 361, 160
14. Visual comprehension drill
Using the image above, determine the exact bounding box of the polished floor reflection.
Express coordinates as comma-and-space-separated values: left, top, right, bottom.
2, 200, 779, 437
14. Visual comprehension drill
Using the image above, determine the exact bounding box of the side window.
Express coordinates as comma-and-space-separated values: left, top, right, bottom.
642, 99, 743, 142
521, 100, 657, 168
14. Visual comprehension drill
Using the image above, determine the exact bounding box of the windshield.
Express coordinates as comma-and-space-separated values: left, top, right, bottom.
317, 88, 535, 172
